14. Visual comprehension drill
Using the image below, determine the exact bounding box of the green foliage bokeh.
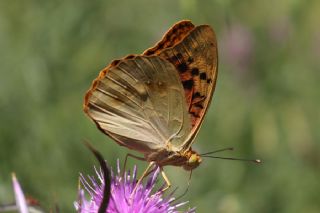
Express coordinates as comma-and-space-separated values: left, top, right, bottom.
0, 0, 319, 212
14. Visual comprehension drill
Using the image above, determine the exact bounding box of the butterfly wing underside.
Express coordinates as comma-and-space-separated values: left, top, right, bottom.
144, 20, 218, 150
84, 56, 192, 154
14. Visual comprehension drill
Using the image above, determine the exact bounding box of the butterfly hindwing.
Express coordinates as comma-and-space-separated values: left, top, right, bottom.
84, 56, 192, 153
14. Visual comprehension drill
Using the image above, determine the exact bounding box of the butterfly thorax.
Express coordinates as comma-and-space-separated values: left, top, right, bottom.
145, 149, 202, 171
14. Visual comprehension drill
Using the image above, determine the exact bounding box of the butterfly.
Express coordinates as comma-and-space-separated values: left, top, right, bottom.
84, 20, 218, 188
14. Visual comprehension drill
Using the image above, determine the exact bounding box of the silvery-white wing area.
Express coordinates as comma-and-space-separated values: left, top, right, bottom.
85, 56, 192, 154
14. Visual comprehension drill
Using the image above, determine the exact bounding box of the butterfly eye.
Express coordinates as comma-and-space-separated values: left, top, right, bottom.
188, 154, 198, 163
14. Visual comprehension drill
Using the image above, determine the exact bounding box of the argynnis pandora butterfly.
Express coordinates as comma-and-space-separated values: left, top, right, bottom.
84, 20, 218, 187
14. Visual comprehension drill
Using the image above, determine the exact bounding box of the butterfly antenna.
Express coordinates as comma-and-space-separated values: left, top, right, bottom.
200, 147, 234, 156
202, 156, 261, 164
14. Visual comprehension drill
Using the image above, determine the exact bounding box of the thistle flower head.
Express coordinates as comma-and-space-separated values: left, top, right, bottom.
75, 160, 195, 213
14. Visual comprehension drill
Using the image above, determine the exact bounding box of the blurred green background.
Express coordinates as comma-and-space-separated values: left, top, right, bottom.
0, 0, 319, 212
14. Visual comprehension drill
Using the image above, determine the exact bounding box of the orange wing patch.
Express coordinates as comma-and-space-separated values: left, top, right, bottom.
144, 21, 218, 134
144, 20, 195, 56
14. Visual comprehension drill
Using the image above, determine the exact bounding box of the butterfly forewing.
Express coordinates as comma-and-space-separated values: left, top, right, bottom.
143, 20, 195, 55
84, 56, 192, 153
144, 21, 218, 150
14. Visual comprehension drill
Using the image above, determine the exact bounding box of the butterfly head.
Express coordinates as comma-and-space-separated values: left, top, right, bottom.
183, 150, 202, 171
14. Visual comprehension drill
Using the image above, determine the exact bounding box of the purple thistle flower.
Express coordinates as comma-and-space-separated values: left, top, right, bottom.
12, 173, 28, 213
0, 174, 43, 213
75, 160, 195, 213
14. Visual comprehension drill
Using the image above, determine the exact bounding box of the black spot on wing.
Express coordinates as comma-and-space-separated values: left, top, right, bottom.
182, 79, 193, 90
177, 62, 188, 73
191, 68, 199, 76
194, 103, 204, 109
176, 53, 183, 60
190, 111, 200, 118
200, 72, 207, 80
169, 53, 183, 64
192, 92, 205, 99
125, 55, 135, 59
111, 60, 120, 66
146, 50, 154, 55
192, 92, 201, 98
157, 43, 164, 49
171, 28, 177, 34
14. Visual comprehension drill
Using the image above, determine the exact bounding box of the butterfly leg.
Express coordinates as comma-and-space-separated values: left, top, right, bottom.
123, 153, 145, 176
160, 168, 171, 192
131, 162, 156, 197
